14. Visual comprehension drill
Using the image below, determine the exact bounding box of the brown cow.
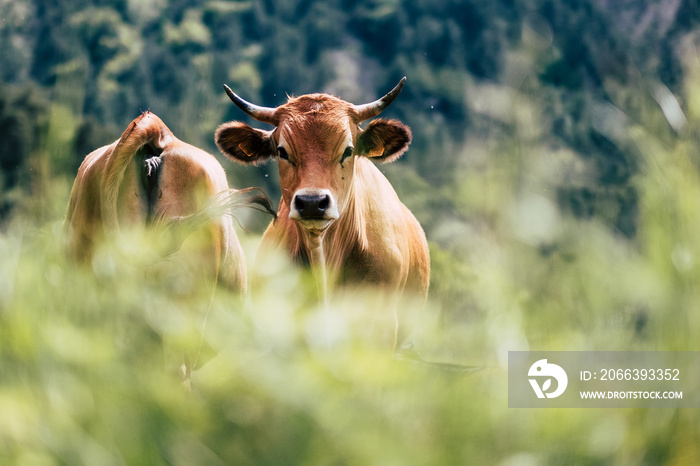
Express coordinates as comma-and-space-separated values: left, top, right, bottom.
64, 111, 273, 386
215, 78, 430, 350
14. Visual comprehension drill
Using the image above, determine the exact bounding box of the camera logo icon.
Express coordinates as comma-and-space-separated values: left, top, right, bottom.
528, 359, 568, 399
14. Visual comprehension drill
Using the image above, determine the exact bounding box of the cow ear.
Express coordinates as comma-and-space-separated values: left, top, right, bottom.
356, 119, 412, 163
215, 121, 275, 165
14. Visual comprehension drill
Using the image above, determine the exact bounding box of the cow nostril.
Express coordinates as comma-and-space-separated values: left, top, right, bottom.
318, 195, 330, 211
294, 196, 304, 212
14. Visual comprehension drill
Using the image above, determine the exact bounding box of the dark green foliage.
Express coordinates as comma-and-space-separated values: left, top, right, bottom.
0, 84, 51, 218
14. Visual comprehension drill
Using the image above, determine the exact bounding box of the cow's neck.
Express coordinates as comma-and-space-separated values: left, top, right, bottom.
301, 229, 330, 305
297, 187, 362, 304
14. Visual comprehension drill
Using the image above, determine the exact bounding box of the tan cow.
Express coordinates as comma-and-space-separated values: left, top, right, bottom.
215, 78, 430, 350
64, 111, 273, 385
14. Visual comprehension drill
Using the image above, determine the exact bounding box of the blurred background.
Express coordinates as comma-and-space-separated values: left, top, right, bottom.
2, 0, 700, 464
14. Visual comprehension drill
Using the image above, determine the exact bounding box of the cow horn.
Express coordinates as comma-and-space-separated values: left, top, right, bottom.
223, 84, 279, 125
354, 77, 407, 121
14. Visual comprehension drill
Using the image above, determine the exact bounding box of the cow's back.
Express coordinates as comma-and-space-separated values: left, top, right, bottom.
65, 113, 246, 293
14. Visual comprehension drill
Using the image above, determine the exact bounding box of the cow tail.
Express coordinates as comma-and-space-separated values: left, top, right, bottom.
100, 111, 171, 232
240, 187, 277, 221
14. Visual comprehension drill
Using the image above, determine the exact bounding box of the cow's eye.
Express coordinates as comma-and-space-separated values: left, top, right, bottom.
277, 147, 289, 161
341, 146, 353, 165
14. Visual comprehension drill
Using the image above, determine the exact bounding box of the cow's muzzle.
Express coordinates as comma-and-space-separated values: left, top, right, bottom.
295, 193, 330, 218
289, 189, 338, 229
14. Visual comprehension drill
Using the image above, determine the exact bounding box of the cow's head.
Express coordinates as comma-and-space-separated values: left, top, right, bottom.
215, 78, 411, 234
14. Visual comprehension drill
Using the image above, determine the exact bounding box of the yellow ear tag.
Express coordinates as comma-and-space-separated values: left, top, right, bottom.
239, 143, 254, 158
369, 147, 384, 158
